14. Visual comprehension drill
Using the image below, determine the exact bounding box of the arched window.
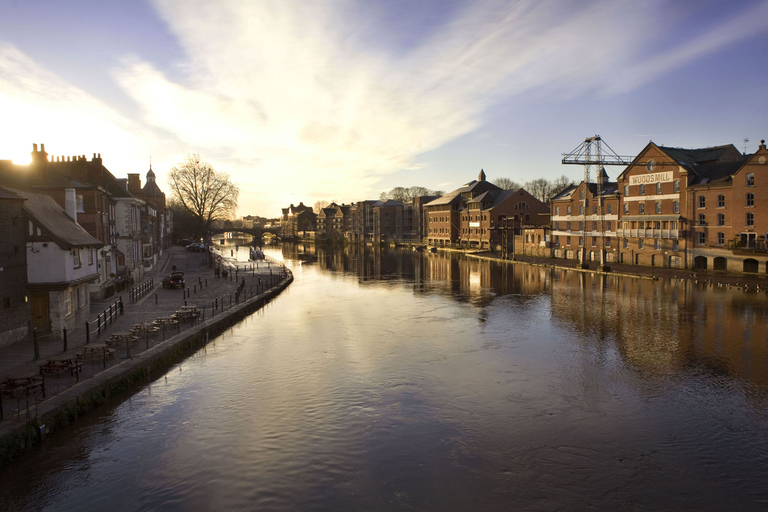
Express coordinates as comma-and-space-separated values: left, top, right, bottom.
515, 202, 530, 210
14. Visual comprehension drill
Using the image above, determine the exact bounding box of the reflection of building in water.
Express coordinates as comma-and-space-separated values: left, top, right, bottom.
549, 271, 768, 386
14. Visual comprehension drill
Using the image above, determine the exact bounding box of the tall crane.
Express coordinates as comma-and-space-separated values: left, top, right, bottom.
562, 136, 634, 269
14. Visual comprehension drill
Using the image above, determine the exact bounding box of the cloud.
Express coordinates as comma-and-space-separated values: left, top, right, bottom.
0, 43, 150, 169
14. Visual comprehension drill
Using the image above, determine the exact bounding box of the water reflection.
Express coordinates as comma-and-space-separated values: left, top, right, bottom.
284, 242, 768, 388
2, 243, 768, 511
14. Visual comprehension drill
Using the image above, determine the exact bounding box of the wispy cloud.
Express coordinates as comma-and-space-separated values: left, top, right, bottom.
0, 43, 149, 168
2, 0, 766, 215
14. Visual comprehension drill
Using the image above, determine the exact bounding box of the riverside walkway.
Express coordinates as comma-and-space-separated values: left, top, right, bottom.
0, 245, 288, 429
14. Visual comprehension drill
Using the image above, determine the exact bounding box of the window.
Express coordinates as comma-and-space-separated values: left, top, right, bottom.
567, 236, 571, 245
715, 213, 723, 226
623, 238, 628, 248
592, 221, 597, 231
606, 237, 611, 247
656, 201, 662, 214
515, 202, 530, 210
639, 203, 645, 214
88, 248, 94, 265
555, 221, 559, 230
746, 193, 754, 207
672, 240, 678, 251
72, 249, 81, 269
654, 239, 661, 250
656, 182, 662, 194
717, 232, 724, 245
579, 190, 584, 200
624, 185, 629, 197
592, 237, 597, 247
638, 239, 644, 249
673, 201, 679, 214
555, 206, 560, 216
640, 184, 646, 195
746, 172, 755, 186
579, 221, 584, 231
671, 221, 678, 230
698, 232, 705, 244
579, 237, 583, 246
674, 180, 680, 193
624, 203, 629, 214
76, 194, 84, 213
698, 214, 705, 226
698, 196, 705, 208
606, 204, 612, 214
567, 221, 571, 230
606, 221, 612, 231
579, 206, 584, 215
717, 195, 725, 207
567, 206, 571, 215
747, 212, 754, 226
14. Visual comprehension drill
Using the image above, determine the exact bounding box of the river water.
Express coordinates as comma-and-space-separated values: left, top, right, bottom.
2, 243, 768, 511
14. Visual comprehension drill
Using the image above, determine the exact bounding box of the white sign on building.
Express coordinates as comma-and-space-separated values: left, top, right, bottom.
629, 171, 673, 185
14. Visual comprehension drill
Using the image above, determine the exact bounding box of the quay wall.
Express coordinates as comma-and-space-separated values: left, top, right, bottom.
0, 271, 293, 466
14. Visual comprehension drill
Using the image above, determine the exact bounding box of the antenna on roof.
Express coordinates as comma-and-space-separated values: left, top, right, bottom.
744, 138, 749, 155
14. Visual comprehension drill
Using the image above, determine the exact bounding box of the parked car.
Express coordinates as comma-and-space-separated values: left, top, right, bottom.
186, 242, 205, 252
162, 271, 185, 289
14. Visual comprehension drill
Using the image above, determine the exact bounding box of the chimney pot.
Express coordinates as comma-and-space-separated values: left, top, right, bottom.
33, 143, 38, 151
41, 143, 45, 152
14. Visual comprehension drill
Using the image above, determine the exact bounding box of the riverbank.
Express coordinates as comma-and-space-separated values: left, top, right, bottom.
465, 249, 768, 289
0, 245, 292, 466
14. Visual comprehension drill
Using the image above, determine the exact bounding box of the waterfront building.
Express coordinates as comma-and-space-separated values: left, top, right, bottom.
615, 141, 744, 269
281, 202, 316, 238
6, 187, 102, 338
372, 199, 404, 243
316, 203, 351, 240
550, 168, 620, 263
348, 200, 377, 242
425, 170, 501, 247
426, 170, 548, 249
127, 167, 170, 270
0, 188, 30, 347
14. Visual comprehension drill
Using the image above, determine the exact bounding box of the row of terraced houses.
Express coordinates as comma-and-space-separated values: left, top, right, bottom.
0, 143, 173, 346
284, 139, 768, 275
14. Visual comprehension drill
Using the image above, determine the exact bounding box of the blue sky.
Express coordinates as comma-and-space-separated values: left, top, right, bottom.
1, 0, 767, 216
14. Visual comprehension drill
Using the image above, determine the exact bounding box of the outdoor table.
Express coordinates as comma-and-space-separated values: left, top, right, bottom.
39, 356, 81, 376
1, 372, 44, 398
154, 316, 178, 325
107, 331, 138, 345
79, 343, 115, 359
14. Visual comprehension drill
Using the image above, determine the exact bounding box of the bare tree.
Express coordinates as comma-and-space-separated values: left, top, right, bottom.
492, 177, 521, 190
551, 175, 576, 195
380, 186, 443, 202
524, 178, 553, 203
314, 200, 330, 213
168, 153, 239, 238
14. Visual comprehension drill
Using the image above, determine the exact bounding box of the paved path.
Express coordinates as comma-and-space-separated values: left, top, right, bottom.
0, 245, 286, 421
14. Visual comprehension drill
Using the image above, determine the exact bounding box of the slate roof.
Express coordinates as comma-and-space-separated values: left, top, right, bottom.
5, 187, 103, 250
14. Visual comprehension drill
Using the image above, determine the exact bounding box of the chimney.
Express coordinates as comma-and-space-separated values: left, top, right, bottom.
64, 188, 77, 222
127, 173, 141, 194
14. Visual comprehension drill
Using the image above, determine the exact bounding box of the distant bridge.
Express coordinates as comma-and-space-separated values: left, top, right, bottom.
207, 226, 282, 239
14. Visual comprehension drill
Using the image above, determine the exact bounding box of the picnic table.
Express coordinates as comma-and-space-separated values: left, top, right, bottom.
39, 356, 82, 377
107, 331, 138, 346
78, 343, 115, 360
0, 372, 45, 398
174, 307, 200, 322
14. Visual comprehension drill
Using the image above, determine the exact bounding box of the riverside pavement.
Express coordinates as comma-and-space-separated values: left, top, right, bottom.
0, 244, 286, 423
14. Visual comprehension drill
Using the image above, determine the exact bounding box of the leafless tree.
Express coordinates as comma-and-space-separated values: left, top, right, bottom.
380, 186, 443, 202
492, 177, 521, 190
314, 200, 330, 213
168, 153, 239, 237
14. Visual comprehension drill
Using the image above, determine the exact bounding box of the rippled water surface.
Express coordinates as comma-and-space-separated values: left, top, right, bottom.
3, 244, 768, 511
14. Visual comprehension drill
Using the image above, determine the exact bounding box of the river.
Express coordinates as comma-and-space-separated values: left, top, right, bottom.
2, 243, 768, 511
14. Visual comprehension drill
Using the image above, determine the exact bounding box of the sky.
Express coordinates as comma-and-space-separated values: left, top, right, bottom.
1, 0, 767, 217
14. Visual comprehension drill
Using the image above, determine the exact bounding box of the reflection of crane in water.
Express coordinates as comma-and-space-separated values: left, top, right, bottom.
562, 136, 634, 268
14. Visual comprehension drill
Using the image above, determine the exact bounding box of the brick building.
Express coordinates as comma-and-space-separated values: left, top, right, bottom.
551, 168, 620, 264
0, 188, 30, 347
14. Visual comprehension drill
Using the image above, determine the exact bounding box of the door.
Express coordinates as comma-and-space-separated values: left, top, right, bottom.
30, 292, 50, 334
